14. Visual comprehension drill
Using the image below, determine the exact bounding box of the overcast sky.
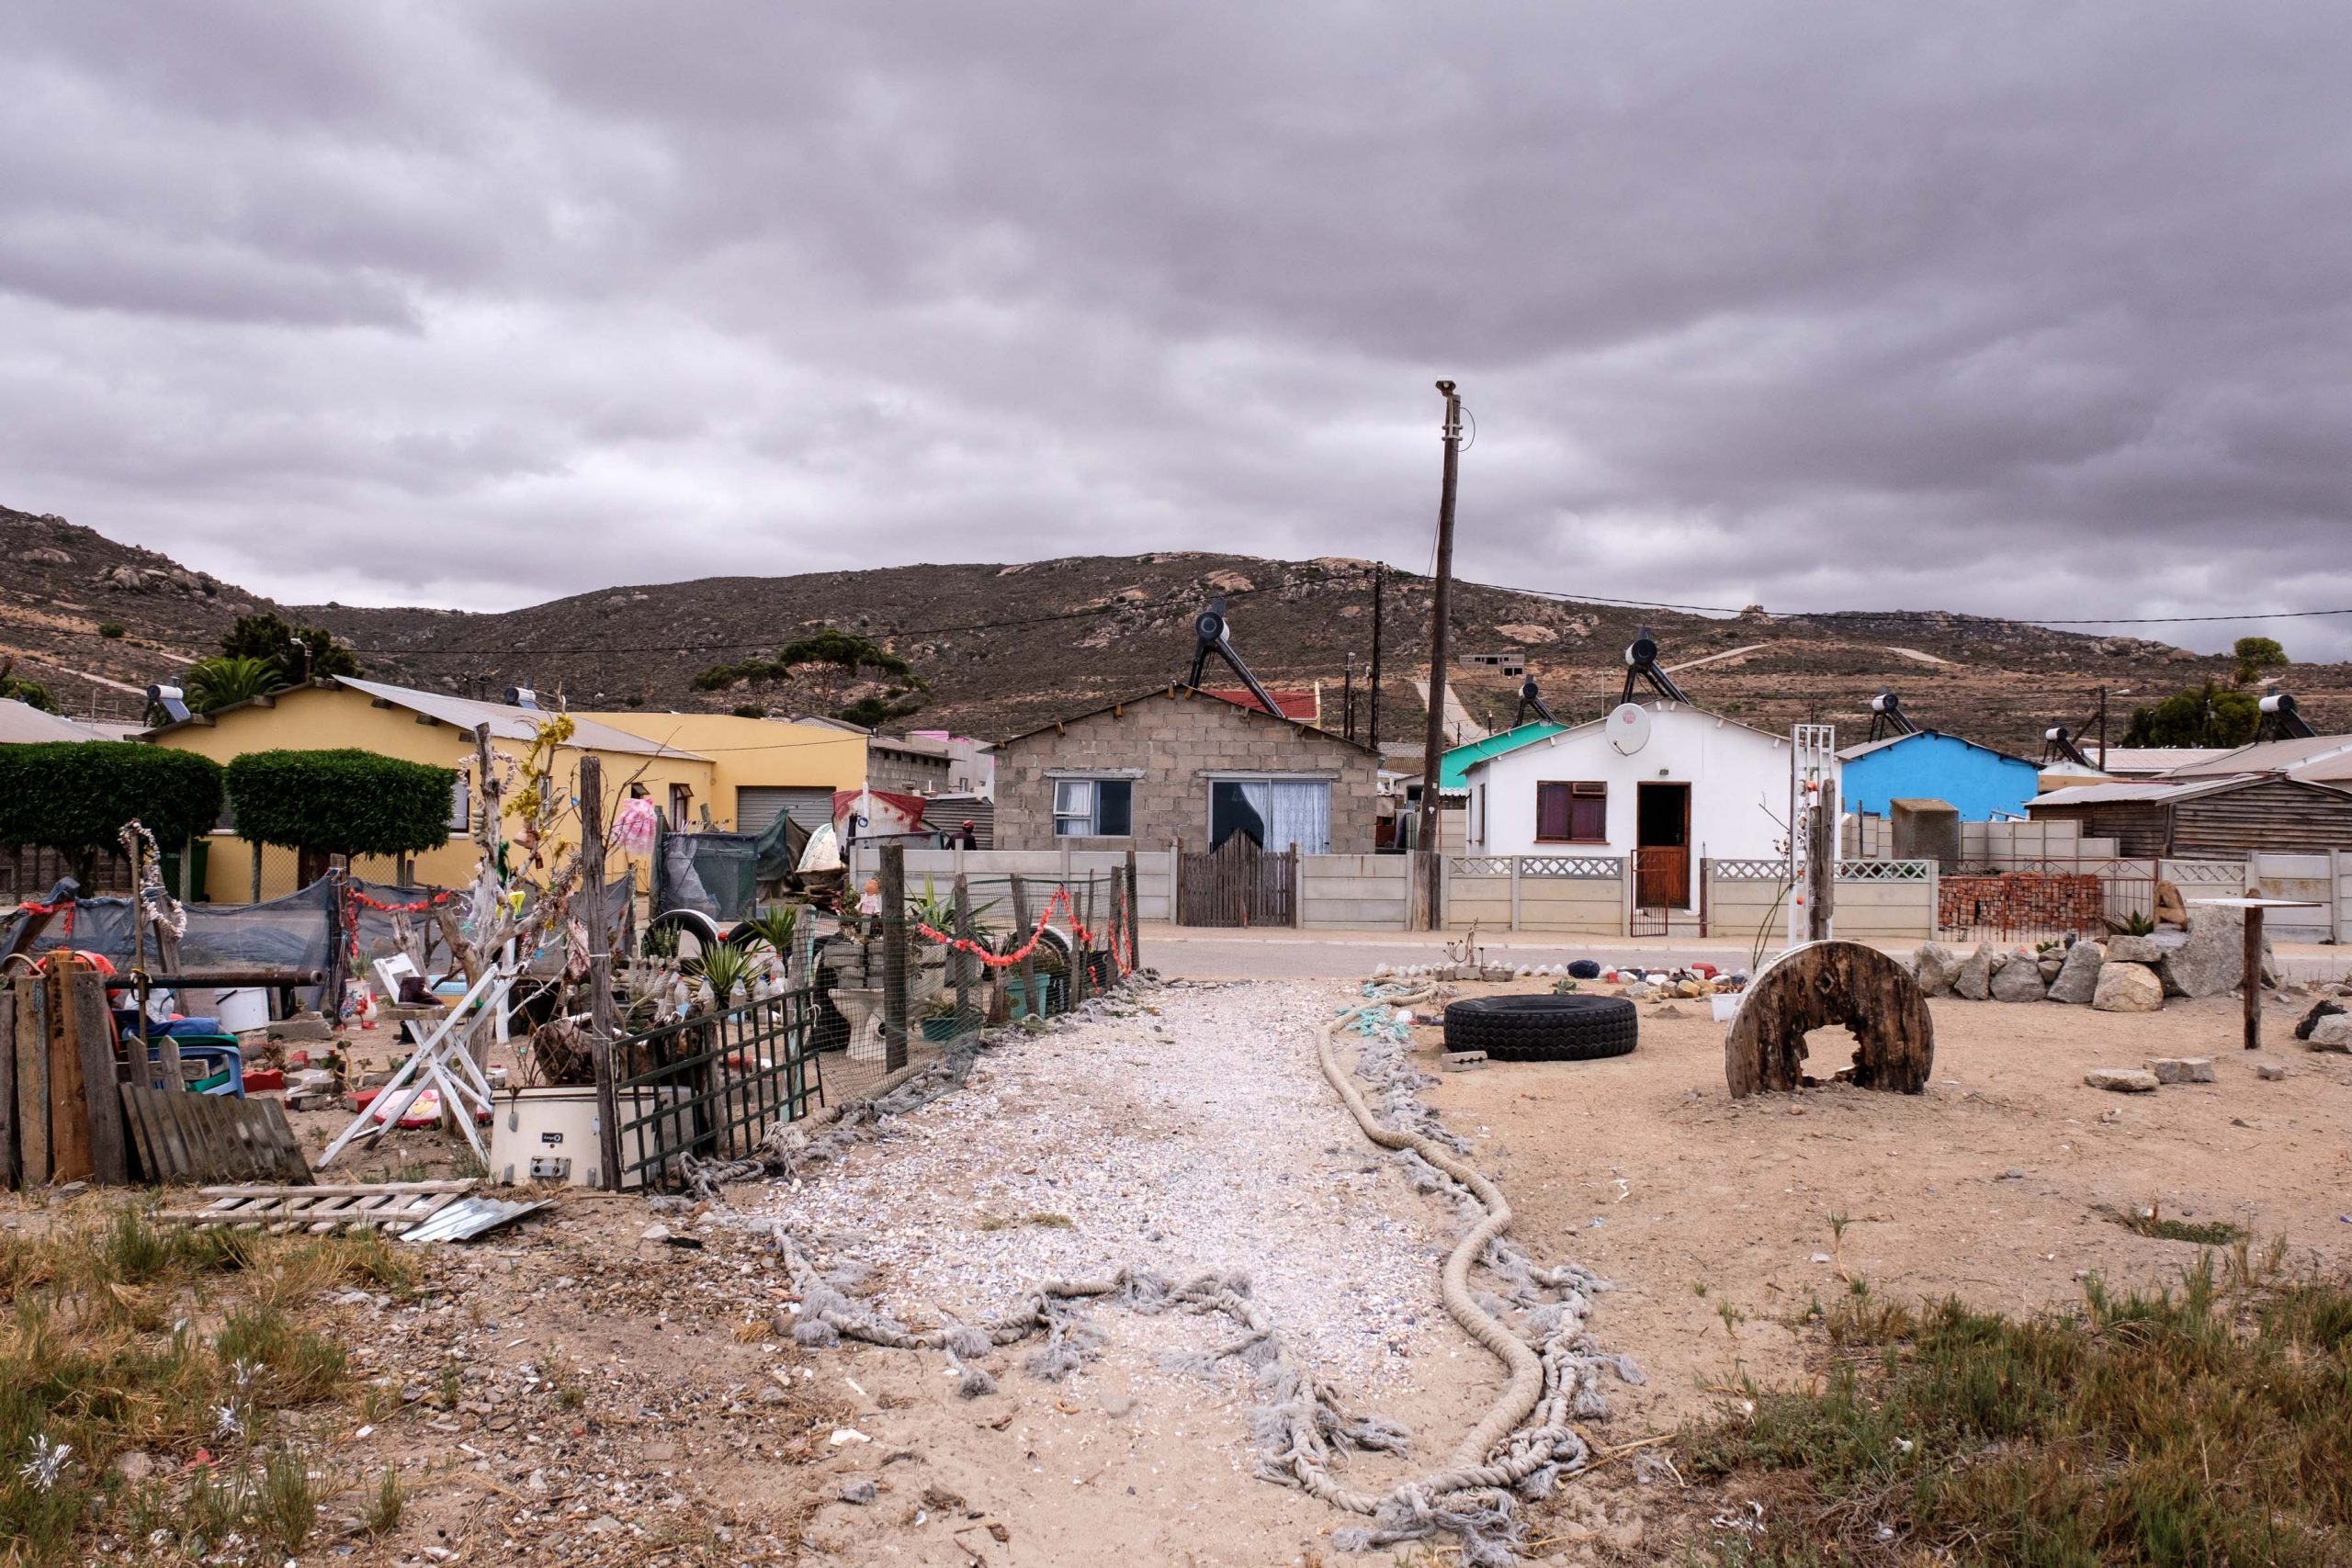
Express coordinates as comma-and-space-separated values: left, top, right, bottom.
5, 3, 2349, 658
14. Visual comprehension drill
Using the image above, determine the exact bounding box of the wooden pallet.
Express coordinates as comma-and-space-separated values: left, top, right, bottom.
158, 1181, 477, 1235
119, 1083, 313, 1186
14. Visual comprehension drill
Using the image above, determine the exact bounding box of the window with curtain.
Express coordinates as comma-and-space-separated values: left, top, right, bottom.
1536, 781, 1607, 842
1053, 778, 1133, 837
1210, 778, 1330, 853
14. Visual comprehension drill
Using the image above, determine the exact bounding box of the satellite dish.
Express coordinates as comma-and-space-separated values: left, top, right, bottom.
1608, 702, 1651, 755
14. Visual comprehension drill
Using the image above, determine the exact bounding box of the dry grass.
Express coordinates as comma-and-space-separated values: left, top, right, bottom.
0, 1201, 417, 1563
1682, 1242, 2352, 1566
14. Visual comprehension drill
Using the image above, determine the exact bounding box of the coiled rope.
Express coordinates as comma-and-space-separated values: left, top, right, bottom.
750, 979, 1637, 1565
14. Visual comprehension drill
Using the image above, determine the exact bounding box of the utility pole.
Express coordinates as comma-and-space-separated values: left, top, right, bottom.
1340, 652, 1357, 742
2096, 686, 2108, 770
1368, 563, 1385, 751
1415, 381, 1464, 927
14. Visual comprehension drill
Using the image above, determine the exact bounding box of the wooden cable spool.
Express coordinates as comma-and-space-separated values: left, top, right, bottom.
1724, 939, 1934, 1099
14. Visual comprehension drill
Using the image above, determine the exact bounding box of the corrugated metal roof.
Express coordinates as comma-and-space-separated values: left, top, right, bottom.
335, 679, 706, 759
399, 1195, 552, 1244
0, 698, 112, 744
2162, 735, 2352, 776
1437, 721, 1567, 795
2030, 774, 2260, 807
1836, 729, 2036, 766
1199, 687, 1318, 721
2093, 747, 2233, 775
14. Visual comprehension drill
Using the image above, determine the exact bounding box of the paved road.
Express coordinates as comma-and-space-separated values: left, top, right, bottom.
1136, 924, 2352, 983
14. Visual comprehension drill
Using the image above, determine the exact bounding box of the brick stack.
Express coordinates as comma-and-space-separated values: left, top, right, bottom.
1938, 872, 2105, 931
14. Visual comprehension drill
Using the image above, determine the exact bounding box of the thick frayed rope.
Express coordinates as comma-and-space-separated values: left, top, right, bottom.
748, 976, 1637, 1565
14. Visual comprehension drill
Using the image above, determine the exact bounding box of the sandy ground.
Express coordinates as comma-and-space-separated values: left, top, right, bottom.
22, 969, 2349, 1565
1416, 980, 2352, 1441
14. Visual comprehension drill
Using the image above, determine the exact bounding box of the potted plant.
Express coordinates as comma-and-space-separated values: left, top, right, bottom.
920, 994, 962, 1043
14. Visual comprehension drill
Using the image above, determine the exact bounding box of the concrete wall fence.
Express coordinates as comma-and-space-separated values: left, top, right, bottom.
1437, 854, 1939, 940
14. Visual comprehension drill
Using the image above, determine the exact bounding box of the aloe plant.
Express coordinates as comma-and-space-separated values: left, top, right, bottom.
740, 904, 802, 958
906, 875, 999, 938
692, 941, 755, 1008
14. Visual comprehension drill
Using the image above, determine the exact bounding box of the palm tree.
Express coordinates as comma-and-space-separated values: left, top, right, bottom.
184, 655, 287, 714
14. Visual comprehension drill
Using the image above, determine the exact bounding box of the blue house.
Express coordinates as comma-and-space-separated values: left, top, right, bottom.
1838, 730, 2040, 821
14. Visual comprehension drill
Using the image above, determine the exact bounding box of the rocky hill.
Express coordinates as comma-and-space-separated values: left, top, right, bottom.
6, 503, 2345, 754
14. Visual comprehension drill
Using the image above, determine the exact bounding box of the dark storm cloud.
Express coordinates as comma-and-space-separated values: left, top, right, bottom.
3, 2, 2349, 656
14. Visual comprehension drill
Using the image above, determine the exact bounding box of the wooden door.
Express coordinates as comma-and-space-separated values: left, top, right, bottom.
1636, 846, 1689, 908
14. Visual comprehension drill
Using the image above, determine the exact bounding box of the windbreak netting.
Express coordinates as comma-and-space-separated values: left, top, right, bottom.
658, 830, 759, 922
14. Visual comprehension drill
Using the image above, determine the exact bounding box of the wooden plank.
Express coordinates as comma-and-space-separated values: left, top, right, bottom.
70, 972, 128, 1186
0, 981, 16, 1190
117, 1083, 160, 1185
17, 976, 50, 1187
154, 1088, 205, 1184
257, 1100, 311, 1183
46, 968, 93, 1183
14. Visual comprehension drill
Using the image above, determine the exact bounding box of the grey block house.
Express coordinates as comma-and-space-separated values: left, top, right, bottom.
992, 686, 1381, 853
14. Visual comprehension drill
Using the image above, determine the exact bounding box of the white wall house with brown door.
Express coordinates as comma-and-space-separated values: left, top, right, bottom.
1458, 702, 1822, 911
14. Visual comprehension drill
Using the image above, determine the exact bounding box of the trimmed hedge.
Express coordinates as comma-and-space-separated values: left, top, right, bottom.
225, 749, 454, 856
0, 743, 224, 864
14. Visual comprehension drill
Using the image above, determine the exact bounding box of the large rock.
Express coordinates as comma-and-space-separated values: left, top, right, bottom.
1952, 944, 1995, 1001
1912, 941, 1963, 997
2093, 962, 2165, 1013
2308, 1013, 2352, 1053
2046, 942, 2105, 1005
2085, 1067, 2160, 1093
2159, 908, 2267, 999
2294, 998, 2346, 1041
1991, 958, 2049, 1003
2147, 1056, 2215, 1084
2105, 934, 2167, 964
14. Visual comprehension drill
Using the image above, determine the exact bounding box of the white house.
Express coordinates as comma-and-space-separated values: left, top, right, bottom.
1458, 701, 1823, 911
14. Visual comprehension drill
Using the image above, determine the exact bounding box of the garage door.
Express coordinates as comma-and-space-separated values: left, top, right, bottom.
736, 786, 836, 835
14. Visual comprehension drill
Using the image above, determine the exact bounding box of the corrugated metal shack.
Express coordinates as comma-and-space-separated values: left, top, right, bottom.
2030, 773, 2352, 856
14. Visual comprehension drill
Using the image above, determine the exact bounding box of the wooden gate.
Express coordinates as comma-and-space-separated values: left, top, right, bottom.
1178, 836, 1296, 927
1636, 846, 1689, 910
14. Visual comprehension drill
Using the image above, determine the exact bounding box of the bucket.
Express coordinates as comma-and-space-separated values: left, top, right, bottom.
214, 987, 270, 1034
1710, 991, 1743, 1023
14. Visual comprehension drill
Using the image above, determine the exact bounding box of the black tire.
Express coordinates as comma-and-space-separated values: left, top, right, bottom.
1442, 994, 1638, 1062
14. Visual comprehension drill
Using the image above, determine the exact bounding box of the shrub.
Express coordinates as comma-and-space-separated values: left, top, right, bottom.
2233, 635, 2288, 685
183, 655, 286, 714
2120, 682, 2259, 748
96, 621, 126, 638
0, 671, 58, 712
225, 750, 454, 859
694, 628, 928, 697
0, 742, 223, 880
218, 612, 360, 681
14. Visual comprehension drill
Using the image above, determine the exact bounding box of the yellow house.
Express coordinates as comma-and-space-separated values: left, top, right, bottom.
143, 676, 713, 901
574, 711, 868, 835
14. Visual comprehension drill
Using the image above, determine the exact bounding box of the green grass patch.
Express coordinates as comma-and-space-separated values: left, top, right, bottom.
2098, 1202, 2248, 1247
0, 1202, 401, 1563
1683, 1245, 2352, 1565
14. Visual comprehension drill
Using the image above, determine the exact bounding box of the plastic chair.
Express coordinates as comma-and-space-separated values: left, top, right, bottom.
131, 1032, 246, 1098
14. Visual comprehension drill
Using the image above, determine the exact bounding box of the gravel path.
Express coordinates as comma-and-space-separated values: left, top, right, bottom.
755, 980, 1451, 1383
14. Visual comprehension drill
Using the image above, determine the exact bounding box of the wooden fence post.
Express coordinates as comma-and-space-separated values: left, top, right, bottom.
1125, 851, 1141, 972
15, 976, 47, 1187
1069, 875, 1090, 1010
1010, 875, 1038, 1021
578, 755, 625, 1190
879, 844, 909, 1071
952, 874, 973, 1037
69, 968, 128, 1186
1808, 781, 1838, 942
0, 979, 17, 1190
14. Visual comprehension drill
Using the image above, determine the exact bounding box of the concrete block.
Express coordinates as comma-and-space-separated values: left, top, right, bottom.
2146, 1056, 2214, 1085
2085, 1067, 2160, 1093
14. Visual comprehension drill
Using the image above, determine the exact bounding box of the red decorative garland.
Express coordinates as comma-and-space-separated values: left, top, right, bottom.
910, 883, 1134, 979
17, 898, 74, 936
